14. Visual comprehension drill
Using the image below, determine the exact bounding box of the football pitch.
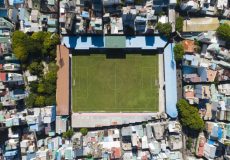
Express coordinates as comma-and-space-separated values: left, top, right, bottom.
72, 54, 159, 112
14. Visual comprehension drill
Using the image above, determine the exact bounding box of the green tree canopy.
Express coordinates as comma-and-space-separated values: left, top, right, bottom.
216, 23, 230, 41
34, 96, 45, 107
12, 31, 30, 62
43, 32, 59, 50
44, 71, 57, 84
134, 0, 145, 5
80, 128, 88, 136
12, 31, 29, 48
31, 31, 48, 43
37, 83, 45, 94
175, 16, 183, 32
29, 82, 38, 93
156, 22, 172, 38
13, 45, 29, 62
0, 102, 3, 110
48, 62, 59, 73
25, 93, 36, 108
28, 62, 44, 77
186, 137, 193, 150
63, 129, 74, 139
12, 31, 59, 67
177, 99, 204, 132
173, 43, 184, 61
45, 95, 56, 106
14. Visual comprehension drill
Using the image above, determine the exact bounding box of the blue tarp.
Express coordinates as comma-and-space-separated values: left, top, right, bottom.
81, 11, 89, 18
218, 127, 223, 140
13, 0, 24, 4
208, 139, 215, 145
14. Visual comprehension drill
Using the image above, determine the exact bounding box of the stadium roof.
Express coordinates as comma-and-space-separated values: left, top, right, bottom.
61, 36, 167, 50
164, 43, 178, 118
105, 36, 126, 48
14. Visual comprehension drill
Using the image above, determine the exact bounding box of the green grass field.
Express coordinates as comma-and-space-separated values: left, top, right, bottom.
72, 54, 159, 112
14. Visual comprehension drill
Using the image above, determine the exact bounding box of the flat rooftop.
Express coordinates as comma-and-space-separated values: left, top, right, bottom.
183, 17, 219, 32
56, 45, 69, 115
72, 113, 158, 128
62, 36, 167, 50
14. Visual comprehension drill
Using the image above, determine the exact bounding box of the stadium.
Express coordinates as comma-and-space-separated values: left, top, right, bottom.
56, 36, 178, 128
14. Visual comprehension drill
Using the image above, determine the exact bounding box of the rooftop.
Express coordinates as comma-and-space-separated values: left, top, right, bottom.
183, 17, 220, 32
182, 40, 195, 53
61, 36, 167, 50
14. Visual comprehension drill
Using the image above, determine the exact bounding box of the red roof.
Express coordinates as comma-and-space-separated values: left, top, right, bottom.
0, 72, 6, 81
141, 155, 148, 160
111, 147, 121, 159
197, 137, 206, 157
182, 40, 195, 53
199, 140, 205, 147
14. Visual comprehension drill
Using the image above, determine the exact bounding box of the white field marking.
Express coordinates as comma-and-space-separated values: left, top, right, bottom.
73, 79, 75, 86
114, 62, 117, 108
87, 68, 88, 98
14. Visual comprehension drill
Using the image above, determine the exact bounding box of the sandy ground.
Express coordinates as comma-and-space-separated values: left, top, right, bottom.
56, 45, 69, 115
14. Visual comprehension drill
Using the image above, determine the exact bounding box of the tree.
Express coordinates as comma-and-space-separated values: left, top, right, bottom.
12, 31, 30, 63
216, 23, 230, 41
80, 128, 88, 136
0, 102, 3, 110
34, 96, 45, 107
27, 38, 43, 59
63, 129, 74, 139
12, 31, 29, 48
28, 62, 44, 77
29, 81, 38, 93
44, 82, 56, 95
13, 45, 29, 63
43, 32, 59, 50
37, 83, 45, 94
25, 93, 36, 108
48, 62, 59, 73
43, 71, 57, 95
45, 71, 57, 84
86, 154, 92, 158
45, 95, 56, 106
32, 31, 58, 59
177, 99, 204, 132
134, 0, 145, 5
186, 137, 193, 150
173, 43, 184, 61
12, 31, 59, 68
156, 22, 172, 38
175, 16, 183, 32
31, 31, 47, 43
